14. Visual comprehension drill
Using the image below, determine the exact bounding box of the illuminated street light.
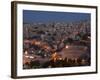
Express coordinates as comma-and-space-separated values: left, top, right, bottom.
25, 55, 29, 58
25, 51, 28, 55
66, 45, 69, 49
29, 56, 34, 59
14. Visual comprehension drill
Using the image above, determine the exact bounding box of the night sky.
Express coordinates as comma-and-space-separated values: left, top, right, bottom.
23, 10, 90, 23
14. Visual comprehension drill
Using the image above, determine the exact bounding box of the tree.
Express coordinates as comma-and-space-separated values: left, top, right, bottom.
30, 60, 40, 68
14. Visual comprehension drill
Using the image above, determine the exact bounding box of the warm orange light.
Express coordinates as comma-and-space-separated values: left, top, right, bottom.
25, 55, 29, 58
35, 41, 40, 45
66, 45, 69, 49
29, 56, 34, 59
59, 58, 62, 60
51, 52, 57, 62
25, 51, 28, 55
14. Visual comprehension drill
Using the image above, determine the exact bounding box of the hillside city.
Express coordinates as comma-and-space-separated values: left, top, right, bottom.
23, 20, 91, 69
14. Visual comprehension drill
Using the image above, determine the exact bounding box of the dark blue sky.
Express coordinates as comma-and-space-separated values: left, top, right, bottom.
23, 10, 90, 23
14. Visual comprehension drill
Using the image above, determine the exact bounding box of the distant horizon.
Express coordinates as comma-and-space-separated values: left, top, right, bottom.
23, 19, 90, 24
23, 10, 90, 24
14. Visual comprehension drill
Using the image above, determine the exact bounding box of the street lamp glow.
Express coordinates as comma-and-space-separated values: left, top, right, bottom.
25, 55, 29, 58
66, 45, 69, 49
25, 51, 28, 55
29, 56, 34, 59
